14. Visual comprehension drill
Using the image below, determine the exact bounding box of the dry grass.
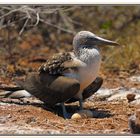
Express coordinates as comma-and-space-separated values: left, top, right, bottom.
102, 24, 140, 74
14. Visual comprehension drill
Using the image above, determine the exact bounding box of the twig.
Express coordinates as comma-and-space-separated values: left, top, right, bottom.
19, 17, 30, 35
0, 16, 27, 30
67, 16, 83, 26
0, 7, 22, 20
62, 6, 80, 12
0, 6, 77, 34
40, 18, 75, 34
33, 12, 40, 26
41, 7, 61, 14
59, 10, 75, 32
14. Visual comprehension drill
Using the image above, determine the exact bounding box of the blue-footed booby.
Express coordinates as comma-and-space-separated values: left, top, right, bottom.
0, 31, 120, 118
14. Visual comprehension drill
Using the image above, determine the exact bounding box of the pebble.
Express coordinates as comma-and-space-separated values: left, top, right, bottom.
0, 90, 31, 99
126, 93, 136, 102
129, 109, 140, 134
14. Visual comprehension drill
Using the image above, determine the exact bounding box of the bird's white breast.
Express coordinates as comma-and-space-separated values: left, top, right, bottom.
76, 48, 101, 98
80, 49, 101, 85
63, 48, 101, 99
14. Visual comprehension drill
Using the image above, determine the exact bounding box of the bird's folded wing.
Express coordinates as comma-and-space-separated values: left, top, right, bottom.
38, 52, 86, 75
21, 73, 80, 105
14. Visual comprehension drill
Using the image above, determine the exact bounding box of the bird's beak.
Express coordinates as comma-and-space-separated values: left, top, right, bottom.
93, 35, 120, 47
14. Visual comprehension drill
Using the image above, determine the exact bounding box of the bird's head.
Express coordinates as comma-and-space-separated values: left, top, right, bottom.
73, 31, 120, 53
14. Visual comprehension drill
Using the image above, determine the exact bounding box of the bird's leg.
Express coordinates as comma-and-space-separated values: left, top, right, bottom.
76, 91, 84, 110
60, 102, 69, 119
79, 98, 83, 110
78, 77, 103, 110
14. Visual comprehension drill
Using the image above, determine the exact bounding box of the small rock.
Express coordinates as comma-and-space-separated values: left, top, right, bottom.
129, 109, 140, 134
71, 110, 93, 119
129, 76, 140, 82
127, 93, 136, 103
0, 90, 31, 99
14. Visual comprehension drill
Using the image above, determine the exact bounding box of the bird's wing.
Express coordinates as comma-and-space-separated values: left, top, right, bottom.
38, 52, 86, 75
21, 72, 80, 106
66, 77, 103, 103
19, 52, 84, 106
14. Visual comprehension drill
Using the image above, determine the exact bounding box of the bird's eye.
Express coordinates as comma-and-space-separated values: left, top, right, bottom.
88, 37, 95, 41
83, 46, 89, 49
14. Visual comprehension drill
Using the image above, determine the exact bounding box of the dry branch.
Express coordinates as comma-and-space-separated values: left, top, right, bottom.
0, 5, 79, 35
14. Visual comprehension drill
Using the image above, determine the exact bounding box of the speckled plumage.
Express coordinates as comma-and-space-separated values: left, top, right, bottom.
38, 52, 72, 75
38, 52, 86, 77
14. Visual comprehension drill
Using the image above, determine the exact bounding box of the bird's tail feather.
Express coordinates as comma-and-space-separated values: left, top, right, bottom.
0, 85, 23, 91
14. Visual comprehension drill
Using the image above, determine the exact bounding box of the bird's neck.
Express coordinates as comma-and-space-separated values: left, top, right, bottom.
76, 47, 101, 65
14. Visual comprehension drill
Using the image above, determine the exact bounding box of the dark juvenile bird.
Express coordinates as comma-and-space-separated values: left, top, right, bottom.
0, 31, 119, 118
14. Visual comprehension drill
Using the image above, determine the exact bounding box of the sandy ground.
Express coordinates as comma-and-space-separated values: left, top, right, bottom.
0, 100, 135, 135
0, 75, 140, 135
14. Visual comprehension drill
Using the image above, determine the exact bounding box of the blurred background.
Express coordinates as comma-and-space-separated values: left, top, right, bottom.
0, 5, 140, 83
